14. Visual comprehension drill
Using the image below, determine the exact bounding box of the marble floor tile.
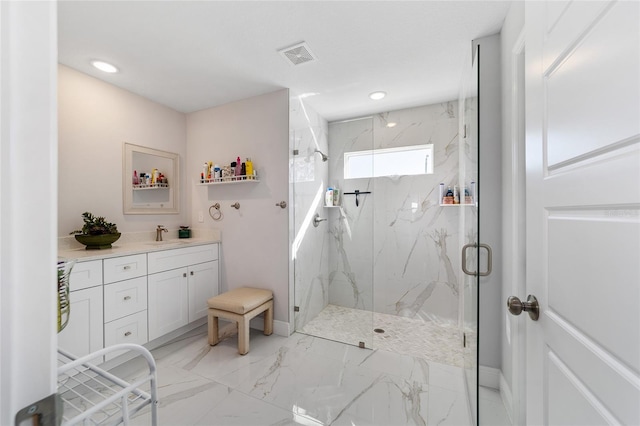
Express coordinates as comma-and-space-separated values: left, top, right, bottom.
94, 324, 486, 426
479, 387, 512, 426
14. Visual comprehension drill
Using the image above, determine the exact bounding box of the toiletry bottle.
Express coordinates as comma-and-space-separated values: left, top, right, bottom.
230, 161, 236, 180
453, 185, 460, 204
214, 164, 221, 180
235, 157, 242, 178
133, 170, 139, 185
333, 187, 341, 206
241, 162, 246, 179
444, 186, 454, 204
246, 158, 253, 179
326, 187, 334, 206
203, 163, 209, 182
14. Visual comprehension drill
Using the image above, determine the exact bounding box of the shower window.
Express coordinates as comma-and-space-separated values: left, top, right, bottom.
343, 144, 434, 179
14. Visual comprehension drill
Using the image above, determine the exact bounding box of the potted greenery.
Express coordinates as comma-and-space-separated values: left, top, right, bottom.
70, 212, 121, 249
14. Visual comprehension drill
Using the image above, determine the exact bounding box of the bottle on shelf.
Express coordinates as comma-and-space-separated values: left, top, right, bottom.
325, 187, 334, 206
235, 156, 242, 179
443, 186, 454, 204
246, 158, 253, 179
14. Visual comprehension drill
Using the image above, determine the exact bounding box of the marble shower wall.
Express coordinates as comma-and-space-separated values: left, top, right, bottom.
289, 95, 330, 330
328, 102, 462, 325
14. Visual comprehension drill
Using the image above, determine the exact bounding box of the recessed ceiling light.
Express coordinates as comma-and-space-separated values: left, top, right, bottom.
369, 91, 386, 100
91, 60, 118, 73
386, 122, 397, 128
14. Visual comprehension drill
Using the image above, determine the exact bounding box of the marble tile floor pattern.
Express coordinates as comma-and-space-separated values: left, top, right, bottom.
300, 304, 464, 368
108, 325, 477, 425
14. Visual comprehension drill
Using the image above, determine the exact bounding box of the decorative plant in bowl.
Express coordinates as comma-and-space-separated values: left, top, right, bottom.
70, 212, 121, 249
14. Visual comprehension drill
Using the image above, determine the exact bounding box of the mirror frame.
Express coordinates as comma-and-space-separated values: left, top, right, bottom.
123, 142, 180, 215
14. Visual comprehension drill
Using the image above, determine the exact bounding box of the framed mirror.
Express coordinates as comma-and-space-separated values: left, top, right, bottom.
123, 142, 180, 214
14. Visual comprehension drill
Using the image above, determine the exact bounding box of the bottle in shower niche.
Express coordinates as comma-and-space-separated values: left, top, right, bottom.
333, 187, 341, 206
325, 187, 334, 206
443, 186, 454, 204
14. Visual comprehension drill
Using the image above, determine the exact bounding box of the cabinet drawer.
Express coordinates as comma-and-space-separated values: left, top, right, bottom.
104, 254, 147, 284
69, 260, 102, 291
104, 276, 147, 322
147, 244, 218, 274
104, 311, 148, 357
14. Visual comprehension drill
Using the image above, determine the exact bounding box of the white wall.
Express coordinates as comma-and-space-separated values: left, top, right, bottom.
500, 1, 525, 419
187, 89, 290, 324
58, 65, 188, 236
0, 2, 58, 422
473, 34, 503, 371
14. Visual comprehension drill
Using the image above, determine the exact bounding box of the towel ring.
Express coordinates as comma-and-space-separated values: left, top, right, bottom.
209, 203, 223, 221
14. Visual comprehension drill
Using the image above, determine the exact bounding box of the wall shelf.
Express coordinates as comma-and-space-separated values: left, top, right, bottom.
440, 203, 476, 207
133, 183, 169, 190
196, 176, 259, 186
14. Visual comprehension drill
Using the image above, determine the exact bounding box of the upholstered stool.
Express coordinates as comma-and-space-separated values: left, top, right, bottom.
207, 287, 273, 355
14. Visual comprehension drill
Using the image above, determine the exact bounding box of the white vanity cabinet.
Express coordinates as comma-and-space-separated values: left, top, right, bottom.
58, 260, 104, 359
59, 241, 220, 360
103, 254, 148, 351
147, 244, 219, 340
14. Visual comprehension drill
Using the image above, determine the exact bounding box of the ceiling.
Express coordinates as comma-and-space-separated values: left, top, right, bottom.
58, 1, 511, 122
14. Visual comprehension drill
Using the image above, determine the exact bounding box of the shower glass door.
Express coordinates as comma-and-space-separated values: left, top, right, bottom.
290, 99, 374, 349
460, 45, 480, 424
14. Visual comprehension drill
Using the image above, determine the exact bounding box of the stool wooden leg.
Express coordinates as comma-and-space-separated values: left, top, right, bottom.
238, 316, 250, 355
264, 300, 274, 336
208, 311, 219, 346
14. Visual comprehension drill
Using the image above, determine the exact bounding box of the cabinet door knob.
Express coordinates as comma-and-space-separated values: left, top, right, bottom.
123, 265, 131, 270
190, 271, 194, 276
123, 295, 131, 301
124, 331, 132, 337
183, 272, 187, 277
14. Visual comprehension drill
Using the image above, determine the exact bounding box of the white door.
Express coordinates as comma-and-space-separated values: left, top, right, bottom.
524, 1, 640, 424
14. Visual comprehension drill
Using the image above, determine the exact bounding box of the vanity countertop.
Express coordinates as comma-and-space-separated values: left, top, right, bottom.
59, 236, 221, 262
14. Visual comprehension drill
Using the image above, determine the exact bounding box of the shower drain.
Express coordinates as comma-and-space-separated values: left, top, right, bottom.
374, 328, 385, 334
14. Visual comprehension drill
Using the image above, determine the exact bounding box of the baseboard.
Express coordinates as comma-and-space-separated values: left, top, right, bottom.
499, 372, 514, 424
250, 317, 290, 337
479, 365, 501, 389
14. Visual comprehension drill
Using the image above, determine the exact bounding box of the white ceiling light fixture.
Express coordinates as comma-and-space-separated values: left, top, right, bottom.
369, 91, 386, 100
386, 122, 397, 128
91, 60, 118, 73
278, 42, 317, 66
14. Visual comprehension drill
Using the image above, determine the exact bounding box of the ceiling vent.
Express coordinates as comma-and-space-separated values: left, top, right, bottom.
278, 42, 317, 66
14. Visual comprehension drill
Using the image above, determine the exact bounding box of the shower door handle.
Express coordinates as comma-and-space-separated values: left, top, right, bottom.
461, 243, 492, 277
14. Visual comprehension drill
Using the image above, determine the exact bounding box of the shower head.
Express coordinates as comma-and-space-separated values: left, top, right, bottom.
314, 149, 329, 162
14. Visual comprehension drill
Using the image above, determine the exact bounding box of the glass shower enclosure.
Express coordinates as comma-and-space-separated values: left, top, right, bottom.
290, 43, 480, 422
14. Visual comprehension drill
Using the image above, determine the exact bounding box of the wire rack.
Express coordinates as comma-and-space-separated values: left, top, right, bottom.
57, 344, 158, 426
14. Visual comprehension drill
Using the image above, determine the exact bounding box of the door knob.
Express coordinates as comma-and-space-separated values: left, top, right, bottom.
507, 295, 539, 321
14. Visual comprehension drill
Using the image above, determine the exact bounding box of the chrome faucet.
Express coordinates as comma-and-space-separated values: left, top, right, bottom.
156, 225, 168, 241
